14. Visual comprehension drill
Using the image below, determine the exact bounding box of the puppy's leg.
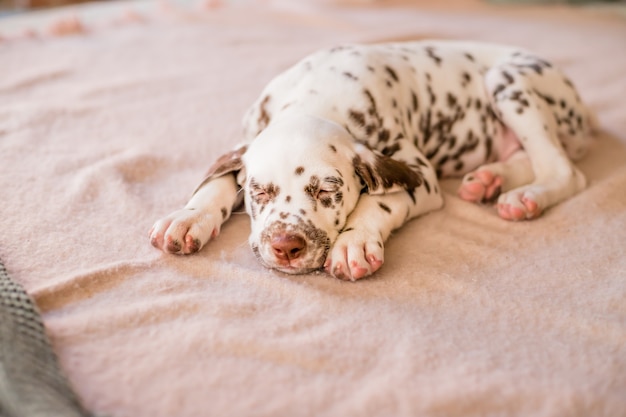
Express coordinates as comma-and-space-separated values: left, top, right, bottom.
326, 145, 443, 281
150, 174, 239, 254
459, 150, 534, 203
484, 63, 589, 220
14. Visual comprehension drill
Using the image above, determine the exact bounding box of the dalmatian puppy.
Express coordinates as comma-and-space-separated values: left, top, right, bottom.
150, 40, 595, 281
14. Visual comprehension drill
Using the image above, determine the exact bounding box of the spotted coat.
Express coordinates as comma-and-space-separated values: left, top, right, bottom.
151, 40, 595, 281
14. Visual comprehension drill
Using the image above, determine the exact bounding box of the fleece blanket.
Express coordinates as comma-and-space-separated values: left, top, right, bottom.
1, 1, 625, 416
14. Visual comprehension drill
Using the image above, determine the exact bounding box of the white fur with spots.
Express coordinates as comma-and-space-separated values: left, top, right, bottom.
150, 40, 595, 280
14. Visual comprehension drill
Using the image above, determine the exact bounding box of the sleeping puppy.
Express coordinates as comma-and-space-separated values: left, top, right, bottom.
150, 41, 595, 280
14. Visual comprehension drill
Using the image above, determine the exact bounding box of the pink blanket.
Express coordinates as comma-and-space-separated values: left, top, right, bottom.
1, 1, 625, 416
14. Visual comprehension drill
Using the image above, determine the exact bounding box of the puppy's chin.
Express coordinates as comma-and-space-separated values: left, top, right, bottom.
273, 264, 322, 275
250, 241, 328, 275
255, 252, 325, 275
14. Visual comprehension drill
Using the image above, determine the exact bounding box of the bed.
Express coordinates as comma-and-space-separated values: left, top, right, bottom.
1, 1, 625, 416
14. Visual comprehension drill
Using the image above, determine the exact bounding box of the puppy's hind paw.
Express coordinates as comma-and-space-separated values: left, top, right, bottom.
458, 169, 502, 203
496, 189, 542, 221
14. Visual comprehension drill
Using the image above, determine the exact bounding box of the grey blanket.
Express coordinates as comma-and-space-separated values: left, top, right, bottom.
0, 259, 91, 417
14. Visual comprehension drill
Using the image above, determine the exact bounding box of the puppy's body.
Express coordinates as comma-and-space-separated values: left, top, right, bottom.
150, 41, 594, 280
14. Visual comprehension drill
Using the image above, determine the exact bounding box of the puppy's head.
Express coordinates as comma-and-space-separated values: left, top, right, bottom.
208, 115, 421, 274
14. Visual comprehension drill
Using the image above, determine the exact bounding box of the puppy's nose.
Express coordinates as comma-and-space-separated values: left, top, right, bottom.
271, 233, 306, 261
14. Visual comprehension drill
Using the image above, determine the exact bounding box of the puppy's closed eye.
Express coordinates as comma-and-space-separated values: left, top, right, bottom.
249, 179, 281, 205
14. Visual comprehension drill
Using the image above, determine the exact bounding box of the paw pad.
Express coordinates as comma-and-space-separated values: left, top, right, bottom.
459, 170, 502, 203
497, 191, 542, 221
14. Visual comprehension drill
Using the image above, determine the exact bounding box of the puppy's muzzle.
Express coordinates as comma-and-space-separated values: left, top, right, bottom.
271, 232, 307, 261
256, 219, 331, 274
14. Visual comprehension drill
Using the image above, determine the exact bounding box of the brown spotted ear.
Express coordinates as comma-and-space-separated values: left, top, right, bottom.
192, 145, 248, 195
353, 144, 423, 197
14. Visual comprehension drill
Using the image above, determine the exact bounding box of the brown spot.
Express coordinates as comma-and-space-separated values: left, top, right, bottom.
221, 207, 228, 219
258, 95, 271, 129
534, 89, 556, 105
462, 72, 471, 85
324, 176, 344, 188
423, 179, 431, 194
446, 93, 457, 108
348, 110, 366, 127
464, 52, 475, 62
378, 129, 390, 142
295, 166, 305, 175
493, 84, 506, 97
320, 196, 333, 208
266, 183, 280, 200
285, 195, 291, 203
502, 70, 514, 84
425, 47, 442, 65
563, 77, 574, 88
250, 179, 280, 205
427, 85, 436, 105
343, 71, 358, 81
381, 143, 401, 157
384, 65, 399, 82
329, 144, 337, 153
304, 175, 321, 210
378, 202, 391, 214
251, 243, 261, 259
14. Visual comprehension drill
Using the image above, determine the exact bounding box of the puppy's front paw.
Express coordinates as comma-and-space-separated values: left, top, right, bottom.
324, 229, 384, 281
149, 208, 221, 255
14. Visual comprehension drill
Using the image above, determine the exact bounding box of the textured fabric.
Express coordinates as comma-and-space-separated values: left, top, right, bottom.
0, 260, 91, 417
0, 1, 625, 417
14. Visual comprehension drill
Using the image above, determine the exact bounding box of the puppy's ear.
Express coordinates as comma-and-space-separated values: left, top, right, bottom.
352, 143, 422, 195
192, 145, 248, 195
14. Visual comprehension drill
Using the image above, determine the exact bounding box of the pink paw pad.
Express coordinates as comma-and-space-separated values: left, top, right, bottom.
329, 262, 347, 280
367, 254, 383, 272
349, 261, 369, 281
184, 235, 201, 254
497, 196, 541, 221
459, 170, 502, 203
